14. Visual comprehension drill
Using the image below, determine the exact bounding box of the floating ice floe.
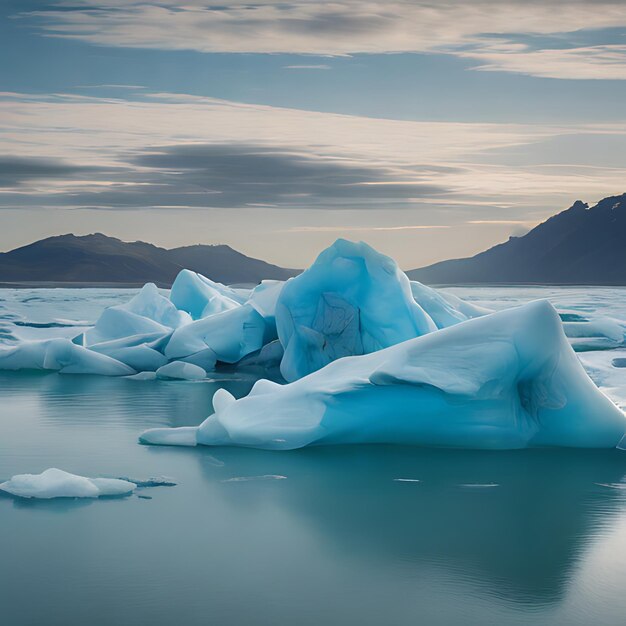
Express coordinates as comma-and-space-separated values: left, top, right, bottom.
0, 468, 136, 499
140, 300, 626, 450
562, 317, 626, 351
577, 349, 626, 411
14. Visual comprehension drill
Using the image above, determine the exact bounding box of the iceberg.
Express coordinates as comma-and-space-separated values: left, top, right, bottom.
563, 318, 625, 352
410, 281, 490, 328
169, 270, 244, 320
275, 239, 437, 382
246, 280, 284, 326
0, 338, 135, 376
0, 468, 136, 499
165, 304, 268, 364
156, 360, 206, 381
83, 283, 189, 346
140, 301, 626, 450
87, 332, 169, 371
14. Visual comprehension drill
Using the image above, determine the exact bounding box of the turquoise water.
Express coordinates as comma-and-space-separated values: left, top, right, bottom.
0, 288, 625, 625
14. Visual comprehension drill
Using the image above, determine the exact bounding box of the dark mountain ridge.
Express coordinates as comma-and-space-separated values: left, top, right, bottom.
409, 193, 626, 285
0, 233, 298, 286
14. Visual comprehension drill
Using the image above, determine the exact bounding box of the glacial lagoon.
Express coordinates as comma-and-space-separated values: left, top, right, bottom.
0, 286, 625, 625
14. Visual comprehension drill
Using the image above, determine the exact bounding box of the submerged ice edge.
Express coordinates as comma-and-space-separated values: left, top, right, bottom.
140, 301, 626, 451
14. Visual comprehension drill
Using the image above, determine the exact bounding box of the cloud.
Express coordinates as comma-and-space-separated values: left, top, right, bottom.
459, 43, 626, 80
467, 220, 536, 225
284, 65, 331, 70
1, 91, 626, 215
0, 143, 447, 210
0, 155, 119, 187
280, 225, 450, 232
19, 1, 626, 79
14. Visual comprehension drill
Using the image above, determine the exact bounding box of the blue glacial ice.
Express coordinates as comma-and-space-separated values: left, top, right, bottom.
409, 281, 491, 328
0, 337, 135, 375
140, 300, 626, 450
87, 333, 169, 372
156, 360, 207, 380
1, 237, 625, 457
276, 239, 437, 382
164, 303, 270, 364
83, 282, 189, 345
0, 276, 278, 374
169, 269, 245, 319
0, 241, 540, 379
0, 468, 136, 499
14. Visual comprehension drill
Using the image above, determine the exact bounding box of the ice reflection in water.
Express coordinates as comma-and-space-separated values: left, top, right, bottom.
0, 371, 624, 626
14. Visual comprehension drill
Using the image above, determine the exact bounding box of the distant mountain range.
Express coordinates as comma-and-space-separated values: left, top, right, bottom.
0, 233, 298, 286
409, 193, 626, 285
3, 193, 625, 287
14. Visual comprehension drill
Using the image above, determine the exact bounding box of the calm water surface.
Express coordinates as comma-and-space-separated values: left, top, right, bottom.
0, 287, 625, 625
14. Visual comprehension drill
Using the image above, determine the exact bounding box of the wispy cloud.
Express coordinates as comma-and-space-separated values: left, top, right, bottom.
284, 65, 331, 70
19, 1, 626, 79
467, 220, 537, 225
459, 43, 626, 80
1, 91, 625, 215
281, 225, 451, 232
75, 84, 146, 90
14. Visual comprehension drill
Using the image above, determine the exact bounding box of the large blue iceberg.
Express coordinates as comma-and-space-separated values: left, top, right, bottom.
141, 301, 625, 450
276, 240, 438, 381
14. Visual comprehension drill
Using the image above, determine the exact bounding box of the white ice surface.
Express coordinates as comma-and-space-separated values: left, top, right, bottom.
169, 270, 244, 320
0, 468, 136, 499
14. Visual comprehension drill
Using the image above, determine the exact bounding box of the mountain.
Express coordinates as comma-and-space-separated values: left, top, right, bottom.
0, 233, 298, 286
409, 193, 626, 285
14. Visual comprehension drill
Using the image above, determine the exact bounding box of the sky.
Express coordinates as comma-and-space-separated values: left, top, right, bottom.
2, 1, 626, 269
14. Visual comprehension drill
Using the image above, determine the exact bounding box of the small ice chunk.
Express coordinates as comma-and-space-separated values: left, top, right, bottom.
0, 468, 136, 499
458, 483, 500, 489
117, 476, 177, 487
221, 475, 287, 482
156, 361, 206, 380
